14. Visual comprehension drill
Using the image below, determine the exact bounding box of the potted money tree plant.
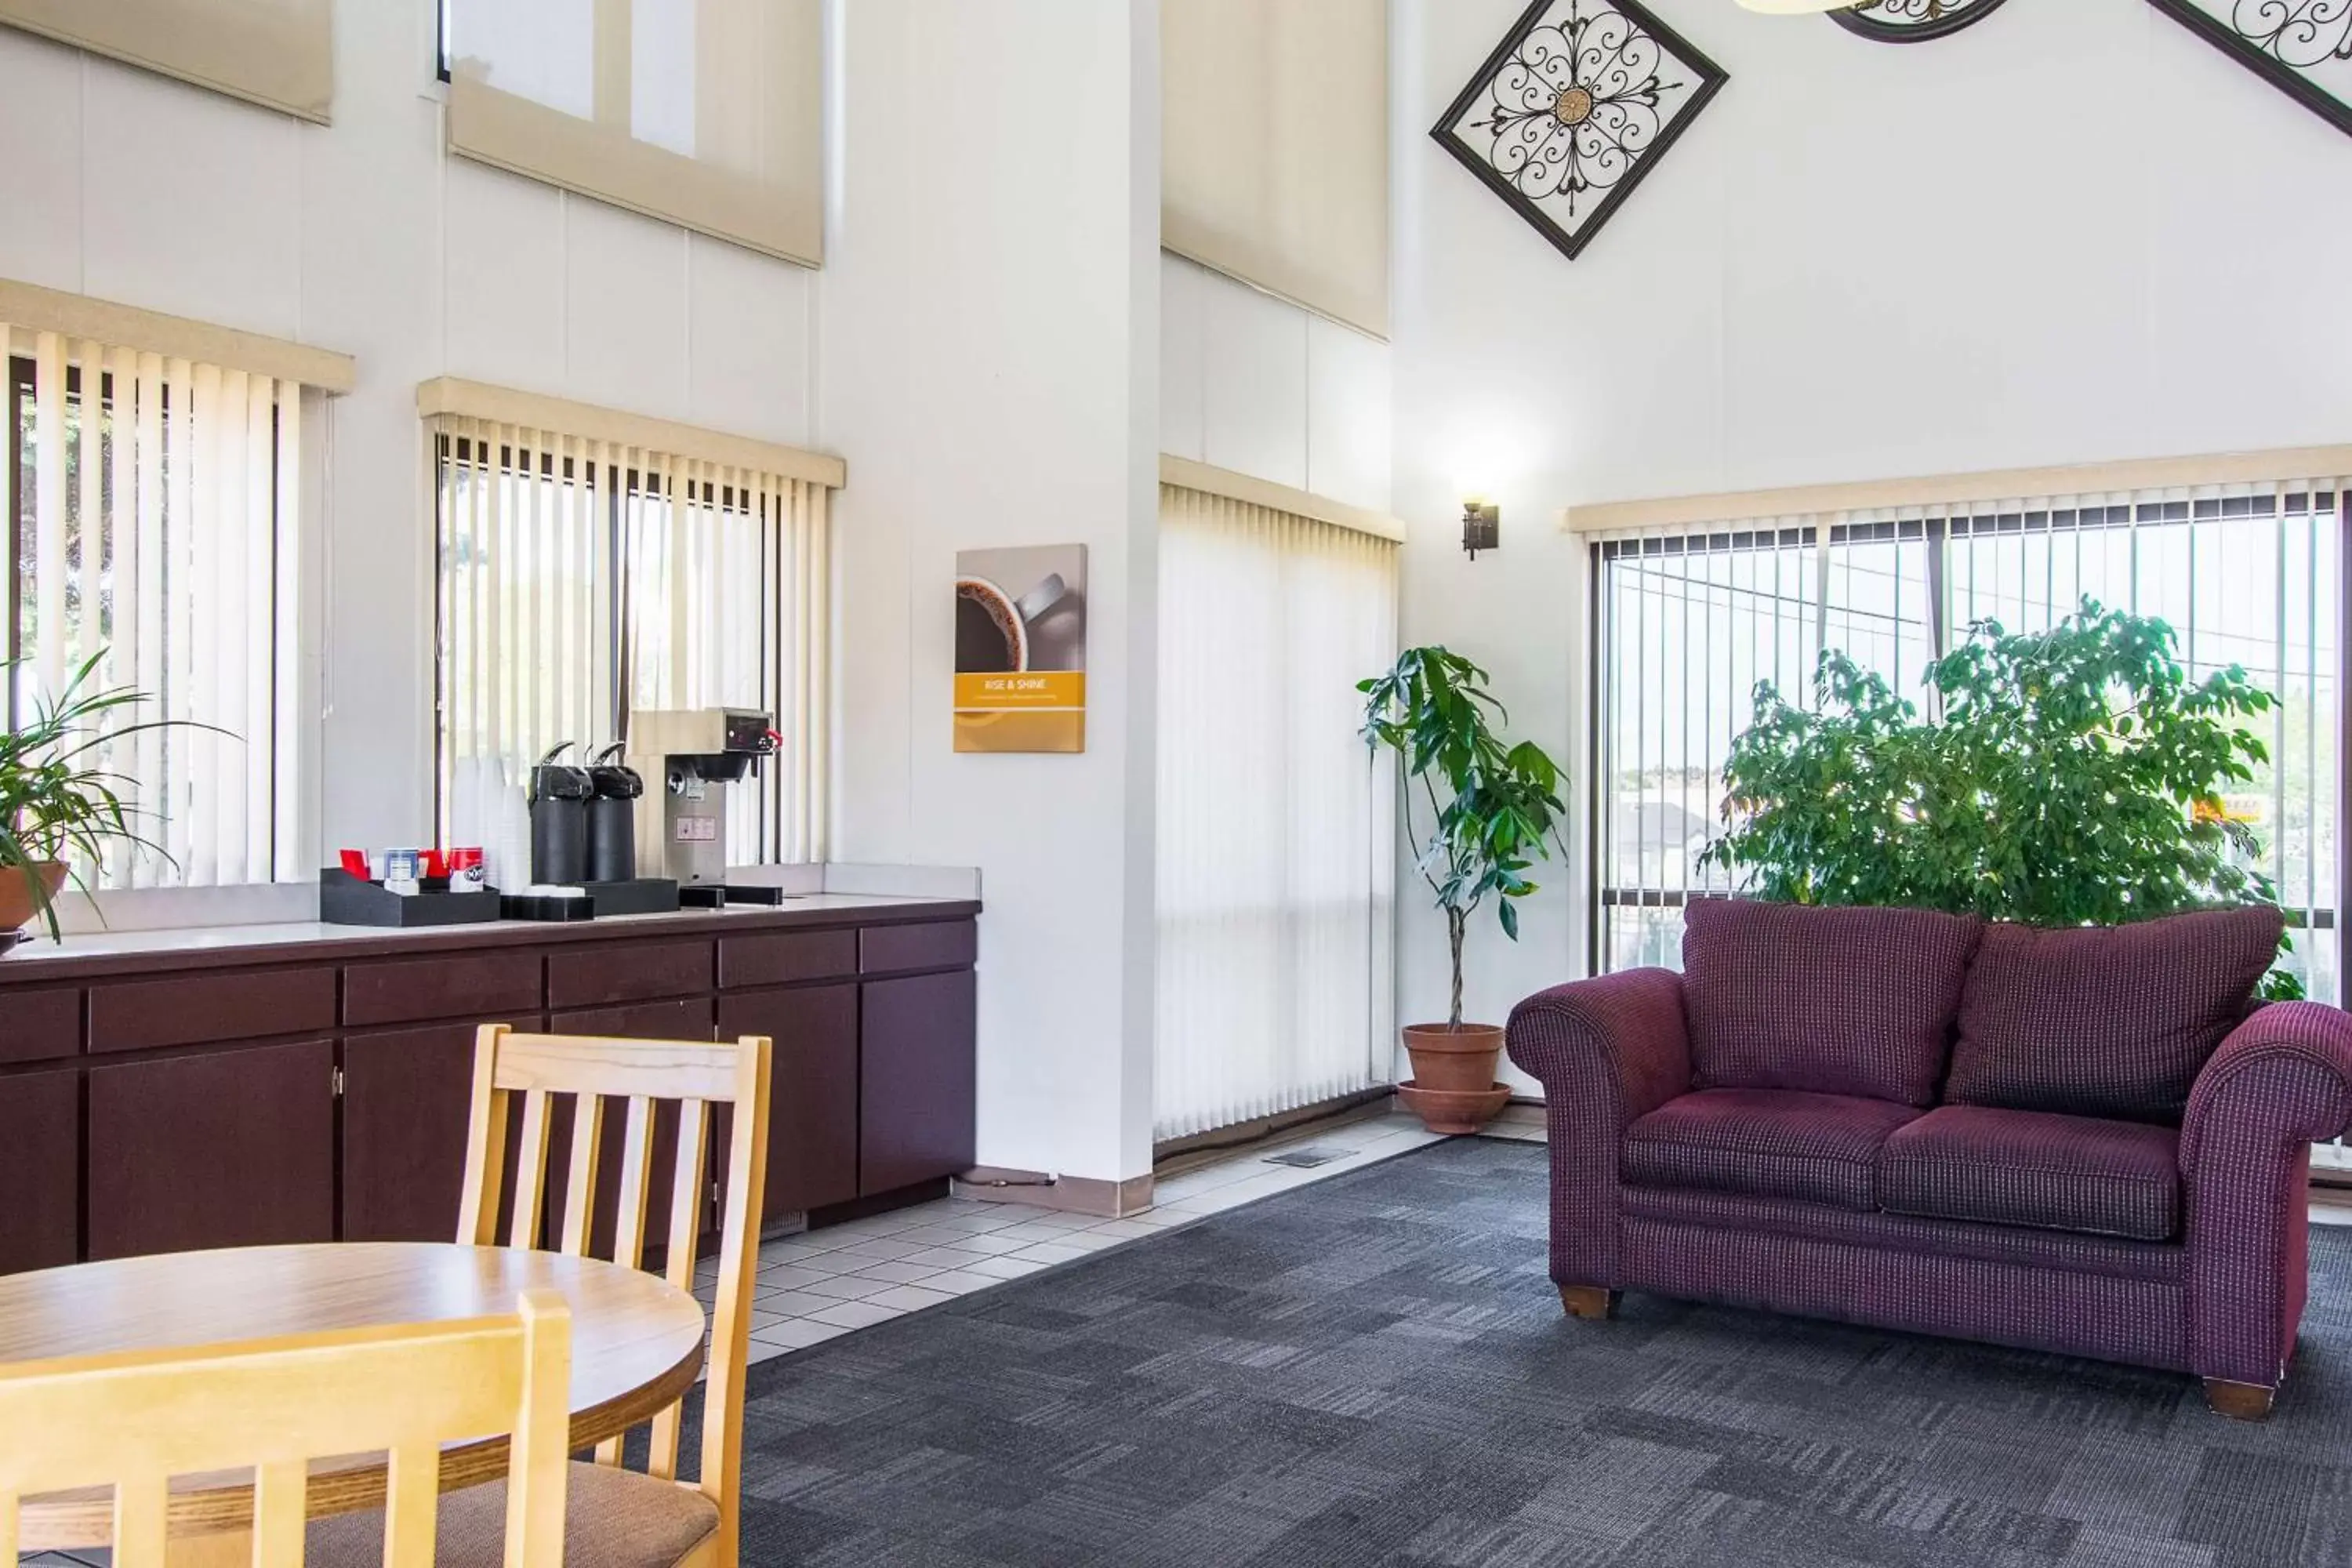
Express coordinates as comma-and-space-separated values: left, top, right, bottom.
1360, 647, 1569, 1133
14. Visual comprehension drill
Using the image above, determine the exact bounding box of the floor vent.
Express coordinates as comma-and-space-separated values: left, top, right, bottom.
1263, 1146, 1354, 1170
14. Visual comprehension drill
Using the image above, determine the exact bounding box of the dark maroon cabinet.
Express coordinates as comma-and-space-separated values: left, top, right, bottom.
859, 968, 978, 1196
345, 951, 542, 1030
547, 941, 713, 1011
0, 1066, 81, 1272
88, 967, 336, 1054
0, 901, 976, 1272
87, 1039, 336, 1260
0, 988, 79, 1066
343, 1020, 528, 1244
718, 982, 859, 1216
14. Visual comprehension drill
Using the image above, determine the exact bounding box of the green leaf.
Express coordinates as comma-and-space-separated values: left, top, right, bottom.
1363, 645, 1569, 1012
1701, 598, 2299, 981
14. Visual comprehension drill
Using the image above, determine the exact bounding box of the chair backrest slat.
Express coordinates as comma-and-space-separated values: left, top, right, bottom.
560, 1092, 605, 1258
383, 1440, 441, 1568
591, 1092, 659, 1468
459, 1024, 771, 1568
458, 1038, 511, 1247
610, 1094, 655, 1272
508, 1089, 554, 1249
112, 1482, 165, 1568
0, 1294, 572, 1567
647, 1097, 711, 1482
252, 1457, 307, 1564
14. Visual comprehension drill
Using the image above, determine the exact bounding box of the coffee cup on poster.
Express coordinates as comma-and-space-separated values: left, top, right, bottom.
955, 572, 1068, 673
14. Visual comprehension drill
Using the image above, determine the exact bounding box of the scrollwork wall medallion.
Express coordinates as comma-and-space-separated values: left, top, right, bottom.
1831, 0, 2011, 43
2147, 0, 2352, 136
1430, 0, 1728, 262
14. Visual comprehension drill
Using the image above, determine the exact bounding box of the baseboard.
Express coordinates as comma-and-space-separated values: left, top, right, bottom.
954, 1167, 1155, 1218
1152, 1086, 1399, 1164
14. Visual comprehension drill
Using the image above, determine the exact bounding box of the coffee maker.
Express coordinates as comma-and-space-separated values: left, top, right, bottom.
623, 707, 781, 906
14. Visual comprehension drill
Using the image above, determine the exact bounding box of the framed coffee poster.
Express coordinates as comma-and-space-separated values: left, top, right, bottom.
954, 544, 1088, 753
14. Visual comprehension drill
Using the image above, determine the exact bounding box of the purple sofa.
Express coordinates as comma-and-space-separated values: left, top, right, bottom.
1507, 898, 2352, 1418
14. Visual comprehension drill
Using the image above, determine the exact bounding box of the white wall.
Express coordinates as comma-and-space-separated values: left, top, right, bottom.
1392, 0, 2352, 1088
824, 0, 1162, 1188
0, 2, 817, 855
1160, 252, 1393, 514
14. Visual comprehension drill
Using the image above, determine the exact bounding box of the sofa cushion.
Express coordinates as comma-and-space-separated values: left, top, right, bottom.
1944, 906, 2284, 1123
1878, 1105, 2181, 1242
1682, 898, 1984, 1106
1622, 1087, 1922, 1210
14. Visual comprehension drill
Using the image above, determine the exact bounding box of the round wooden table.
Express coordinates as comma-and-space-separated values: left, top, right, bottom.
3, 1242, 708, 1555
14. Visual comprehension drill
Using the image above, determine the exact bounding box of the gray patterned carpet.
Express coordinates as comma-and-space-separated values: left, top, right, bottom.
733, 1138, 2352, 1568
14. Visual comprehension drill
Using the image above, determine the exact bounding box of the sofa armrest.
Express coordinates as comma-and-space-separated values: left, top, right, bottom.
2181, 1001, 2352, 1389
1507, 967, 1692, 1120
1505, 969, 1692, 1290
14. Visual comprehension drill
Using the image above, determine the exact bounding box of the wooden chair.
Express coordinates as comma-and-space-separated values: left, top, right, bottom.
317, 1024, 772, 1568
0, 1290, 573, 1568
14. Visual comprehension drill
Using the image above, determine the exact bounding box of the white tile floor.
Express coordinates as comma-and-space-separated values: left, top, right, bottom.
700, 1107, 1498, 1363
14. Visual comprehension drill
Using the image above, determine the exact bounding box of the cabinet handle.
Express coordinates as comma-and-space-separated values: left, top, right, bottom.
332, 1065, 346, 1098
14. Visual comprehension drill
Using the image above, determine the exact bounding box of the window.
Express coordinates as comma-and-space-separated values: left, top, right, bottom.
429, 411, 830, 866
7, 332, 304, 890
1594, 481, 2343, 1003
0, 0, 335, 123
441, 0, 823, 265
1155, 481, 1399, 1143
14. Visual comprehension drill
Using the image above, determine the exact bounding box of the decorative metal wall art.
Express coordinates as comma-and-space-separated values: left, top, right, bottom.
2147, 0, 2352, 137
1430, 0, 1727, 263
1830, 0, 2010, 42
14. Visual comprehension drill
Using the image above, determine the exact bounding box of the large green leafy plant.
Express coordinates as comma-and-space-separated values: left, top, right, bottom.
2, 653, 198, 940
1700, 601, 2299, 994
1361, 647, 1569, 1028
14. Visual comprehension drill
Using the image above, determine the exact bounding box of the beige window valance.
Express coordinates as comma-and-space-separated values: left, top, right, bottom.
0, 0, 332, 122
1561, 444, 2352, 535
0, 278, 354, 393
417, 378, 844, 490
445, 0, 822, 267
1160, 455, 1404, 544
1162, 0, 1388, 337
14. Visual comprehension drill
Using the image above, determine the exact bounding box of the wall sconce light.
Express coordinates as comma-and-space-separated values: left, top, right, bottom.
1461, 499, 1500, 561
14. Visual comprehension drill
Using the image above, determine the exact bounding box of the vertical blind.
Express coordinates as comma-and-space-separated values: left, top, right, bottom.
1592, 478, 2344, 1004
430, 416, 829, 864
1156, 482, 1398, 1142
6, 328, 303, 889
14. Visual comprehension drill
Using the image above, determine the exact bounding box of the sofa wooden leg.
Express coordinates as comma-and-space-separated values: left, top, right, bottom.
2203, 1377, 2278, 1421
1559, 1285, 1619, 1321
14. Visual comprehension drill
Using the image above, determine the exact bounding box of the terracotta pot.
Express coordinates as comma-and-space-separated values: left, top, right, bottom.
0, 862, 67, 933
1401, 1022, 1505, 1094
1397, 1081, 1512, 1136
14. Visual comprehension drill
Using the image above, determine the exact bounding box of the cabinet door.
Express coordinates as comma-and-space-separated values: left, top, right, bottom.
0, 1065, 80, 1272
546, 998, 716, 1260
859, 969, 976, 1196
717, 983, 858, 1219
342, 1019, 544, 1244
88, 1040, 336, 1260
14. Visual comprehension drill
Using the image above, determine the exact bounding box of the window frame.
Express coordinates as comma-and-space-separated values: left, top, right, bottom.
427, 428, 806, 864
5, 344, 317, 913
1588, 489, 2351, 995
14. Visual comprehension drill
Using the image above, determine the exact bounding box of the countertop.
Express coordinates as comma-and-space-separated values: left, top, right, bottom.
0, 893, 982, 985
